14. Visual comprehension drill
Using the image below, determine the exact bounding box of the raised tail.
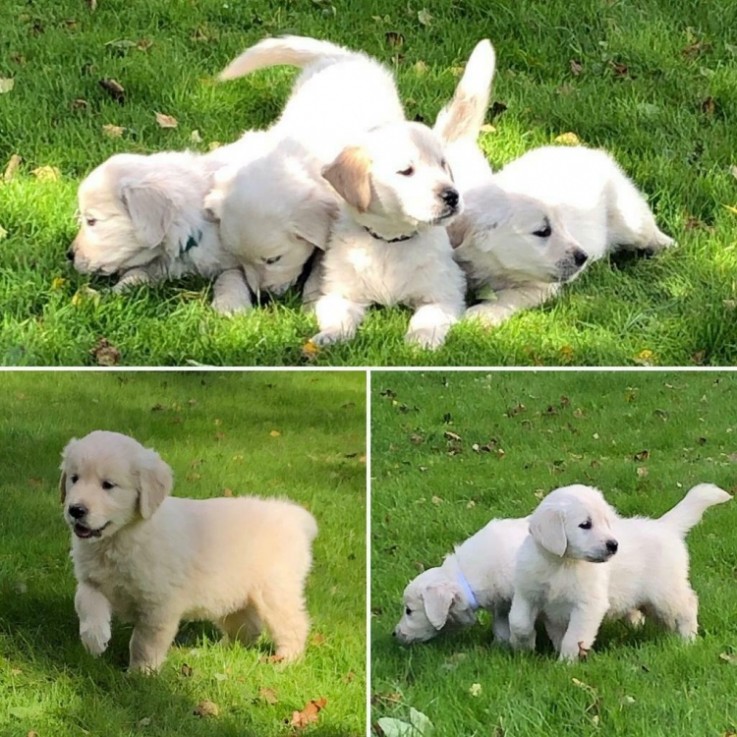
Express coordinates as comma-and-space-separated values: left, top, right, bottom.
434, 39, 495, 144
658, 483, 732, 537
219, 35, 355, 81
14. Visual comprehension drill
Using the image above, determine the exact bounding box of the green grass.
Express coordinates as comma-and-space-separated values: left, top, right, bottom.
0, 371, 366, 737
371, 371, 737, 736
1, 0, 737, 365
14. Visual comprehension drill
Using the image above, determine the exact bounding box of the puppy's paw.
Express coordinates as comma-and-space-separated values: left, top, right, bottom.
625, 609, 646, 628
80, 621, 111, 656
463, 302, 508, 327
405, 327, 446, 350
211, 291, 252, 316
311, 330, 346, 347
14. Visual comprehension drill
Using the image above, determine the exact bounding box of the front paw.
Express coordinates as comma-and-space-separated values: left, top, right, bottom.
311, 329, 346, 347
211, 292, 252, 316
80, 622, 111, 656
405, 327, 446, 350
463, 302, 508, 327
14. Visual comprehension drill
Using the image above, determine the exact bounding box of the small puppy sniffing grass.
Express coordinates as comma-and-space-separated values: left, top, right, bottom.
61, 430, 317, 673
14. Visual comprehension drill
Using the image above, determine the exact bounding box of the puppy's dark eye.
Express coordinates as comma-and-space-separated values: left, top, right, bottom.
397, 166, 415, 177
70, 474, 79, 484
85, 217, 97, 227
405, 607, 412, 616
101, 480, 115, 491
579, 519, 592, 530
263, 255, 282, 265
533, 224, 551, 238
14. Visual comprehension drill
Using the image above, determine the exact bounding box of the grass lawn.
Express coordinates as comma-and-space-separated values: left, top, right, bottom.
371, 371, 737, 736
0, 370, 366, 737
1, 0, 737, 365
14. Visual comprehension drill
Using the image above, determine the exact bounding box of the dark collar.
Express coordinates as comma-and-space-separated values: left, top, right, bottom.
363, 226, 417, 243
179, 230, 202, 256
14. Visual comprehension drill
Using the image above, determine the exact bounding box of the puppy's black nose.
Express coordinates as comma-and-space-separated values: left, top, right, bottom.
606, 539, 618, 554
573, 248, 588, 267
440, 187, 459, 209
68, 504, 87, 520
66, 248, 75, 262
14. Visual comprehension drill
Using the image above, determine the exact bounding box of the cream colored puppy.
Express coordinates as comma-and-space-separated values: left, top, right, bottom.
70, 134, 267, 314
60, 431, 317, 673
509, 485, 619, 662
394, 517, 529, 645
449, 146, 675, 326
312, 122, 465, 349
204, 36, 405, 298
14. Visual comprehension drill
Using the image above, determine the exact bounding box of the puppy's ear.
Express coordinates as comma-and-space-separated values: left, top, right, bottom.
137, 450, 173, 519
292, 191, 339, 250
447, 212, 473, 249
59, 438, 77, 504
322, 147, 372, 212
202, 189, 223, 225
423, 582, 457, 630
120, 181, 175, 248
529, 506, 567, 557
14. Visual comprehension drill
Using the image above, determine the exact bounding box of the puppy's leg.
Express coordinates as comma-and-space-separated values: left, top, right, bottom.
312, 293, 366, 345
624, 608, 646, 628
464, 283, 560, 327
211, 268, 253, 315
128, 618, 180, 673
491, 602, 511, 645
406, 302, 461, 350
113, 267, 154, 293
543, 618, 566, 653
218, 606, 263, 646
558, 602, 608, 662
653, 586, 698, 640
509, 595, 539, 652
300, 251, 324, 313
256, 588, 310, 662
75, 582, 112, 657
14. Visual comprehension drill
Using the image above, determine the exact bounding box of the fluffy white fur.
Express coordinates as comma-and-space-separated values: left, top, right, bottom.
70, 135, 268, 314
394, 516, 529, 645
60, 430, 317, 673
449, 145, 675, 326
510, 483, 731, 662
204, 36, 405, 298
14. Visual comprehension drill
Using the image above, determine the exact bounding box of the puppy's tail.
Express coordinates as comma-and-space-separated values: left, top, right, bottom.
294, 505, 319, 543
434, 39, 495, 144
219, 35, 356, 81
657, 483, 732, 537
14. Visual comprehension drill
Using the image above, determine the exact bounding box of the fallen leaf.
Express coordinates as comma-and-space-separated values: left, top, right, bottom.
417, 8, 433, 26
91, 337, 121, 366
71, 98, 89, 110
636, 467, 649, 478
634, 349, 655, 366
190, 129, 202, 143
385, 31, 404, 48
99, 78, 125, 103
222, 488, 233, 497
137, 38, 154, 52
102, 124, 126, 138
51, 276, 67, 290
702, 96, 716, 116
289, 697, 327, 729
610, 61, 630, 78
378, 708, 434, 737
444, 431, 462, 442
469, 682, 482, 697
301, 340, 320, 360
466, 500, 476, 508
413, 60, 428, 74
569, 59, 583, 76
431, 495, 443, 505
259, 687, 278, 704
4, 154, 22, 181
719, 652, 737, 665
0, 78, 15, 93
136, 717, 151, 728
270, 430, 281, 437
554, 132, 581, 146
633, 450, 650, 462
32, 166, 61, 182
730, 165, 737, 180
71, 285, 100, 306
180, 663, 193, 677
193, 700, 219, 718
155, 112, 178, 128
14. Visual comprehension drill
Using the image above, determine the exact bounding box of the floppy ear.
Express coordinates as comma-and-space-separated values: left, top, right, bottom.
292, 191, 339, 250
120, 180, 175, 248
202, 188, 224, 224
423, 582, 457, 630
58, 438, 77, 504
446, 212, 474, 249
529, 506, 567, 557
322, 146, 372, 212
136, 449, 173, 519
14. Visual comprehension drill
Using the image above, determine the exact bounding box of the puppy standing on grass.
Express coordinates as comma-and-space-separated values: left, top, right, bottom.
510, 483, 731, 662
310, 40, 496, 349
60, 430, 317, 673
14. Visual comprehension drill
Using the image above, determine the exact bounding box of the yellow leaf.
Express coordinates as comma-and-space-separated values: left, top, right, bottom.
554, 132, 581, 146
3, 154, 22, 181
270, 430, 281, 437
102, 124, 126, 138
51, 276, 67, 290
634, 349, 655, 366
190, 130, 202, 143
0, 78, 15, 94
32, 166, 61, 182
155, 112, 178, 128
71, 286, 100, 306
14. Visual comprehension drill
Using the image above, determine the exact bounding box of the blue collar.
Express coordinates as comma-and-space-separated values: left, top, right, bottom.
456, 566, 479, 611
179, 230, 202, 256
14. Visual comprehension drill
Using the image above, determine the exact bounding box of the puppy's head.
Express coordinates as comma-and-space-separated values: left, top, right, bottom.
450, 187, 589, 284
205, 145, 338, 295
393, 567, 476, 645
59, 430, 173, 541
323, 122, 461, 233
70, 153, 199, 276
529, 485, 618, 562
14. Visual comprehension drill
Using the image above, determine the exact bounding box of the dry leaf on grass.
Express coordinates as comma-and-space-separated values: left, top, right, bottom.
71, 286, 100, 307
32, 166, 61, 182
190, 129, 202, 143
99, 78, 125, 103
385, 31, 404, 48
193, 700, 219, 718
0, 78, 15, 93
301, 339, 320, 360
569, 59, 583, 76
554, 132, 581, 146
259, 687, 278, 705
180, 663, 193, 677
102, 124, 125, 138
417, 9, 433, 26
289, 697, 327, 729
155, 112, 178, 128
91, 338, 121, 366
4, 154, 22, 181
269, 430, 281, 437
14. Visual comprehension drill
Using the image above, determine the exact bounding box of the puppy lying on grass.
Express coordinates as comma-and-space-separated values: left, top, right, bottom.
60, 430, 317, 673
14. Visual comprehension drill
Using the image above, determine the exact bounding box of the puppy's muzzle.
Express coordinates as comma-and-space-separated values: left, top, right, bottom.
557, 248, 589, 282
434, 186, 461, 222
66, 503, 111, 539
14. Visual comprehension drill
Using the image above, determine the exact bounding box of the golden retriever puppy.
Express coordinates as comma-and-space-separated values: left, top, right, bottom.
60, 430, 317, 673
